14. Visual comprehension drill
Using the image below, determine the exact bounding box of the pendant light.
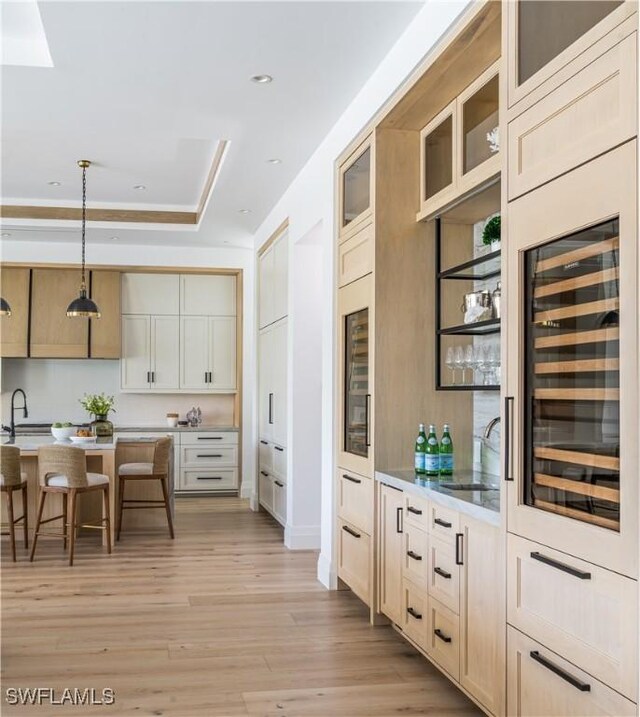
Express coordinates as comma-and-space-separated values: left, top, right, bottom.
66, 160, 100, 318
0, 297, 11, 316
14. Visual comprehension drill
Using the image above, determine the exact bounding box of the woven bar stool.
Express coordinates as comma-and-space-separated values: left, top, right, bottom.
117, 437, 174, 540
30, 445, 111, 566
1, 445, 29, 561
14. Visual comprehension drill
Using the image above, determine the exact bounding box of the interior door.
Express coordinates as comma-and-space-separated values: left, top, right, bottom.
209, 316, 236, 391
121, 315, 151, 390
180, 316, 209, 390
151, 316, 180, 390
506, 141, 637, 578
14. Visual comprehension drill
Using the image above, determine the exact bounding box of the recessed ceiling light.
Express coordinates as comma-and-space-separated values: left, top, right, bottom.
110, 236, 119, 241
238, 209, 251, 214
251, 74, 272, 84
267, 158, 282, 164
48, 181, 62, 186
133, 184, 146, 190
1, 232, 11, 237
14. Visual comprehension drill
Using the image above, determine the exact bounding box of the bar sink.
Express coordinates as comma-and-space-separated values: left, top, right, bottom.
440, 482, 497, 491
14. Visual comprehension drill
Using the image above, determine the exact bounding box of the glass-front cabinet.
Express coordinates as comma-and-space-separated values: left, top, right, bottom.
339, 136, 373, 240
338, 274, 374, 477
506, 142, 637, 579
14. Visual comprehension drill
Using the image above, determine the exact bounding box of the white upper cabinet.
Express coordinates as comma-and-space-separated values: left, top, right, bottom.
259, 232, 288, 329
121, 314, 180, 391
121, 273, 180, 315
209, 317, 236, 391
180, 275, 236, 316
151, 316, 180, 390
180, 316, 236, 392
121, 315, 151, 390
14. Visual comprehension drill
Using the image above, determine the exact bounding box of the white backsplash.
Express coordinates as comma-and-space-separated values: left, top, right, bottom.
1, 359, 235, 427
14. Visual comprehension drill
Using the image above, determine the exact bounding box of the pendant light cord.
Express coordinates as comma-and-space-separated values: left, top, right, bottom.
81, 164, 87, 290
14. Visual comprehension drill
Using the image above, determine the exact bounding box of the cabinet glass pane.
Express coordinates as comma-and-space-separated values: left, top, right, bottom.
344, 308, 369, 457
342, 148, 371, 227
524, 219, 620, 531
463, 74, 499, 174
424, 115, 453, 201
517, 1, 623, 85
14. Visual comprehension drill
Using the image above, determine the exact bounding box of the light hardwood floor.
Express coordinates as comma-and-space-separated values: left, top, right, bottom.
1, 497, 480, 716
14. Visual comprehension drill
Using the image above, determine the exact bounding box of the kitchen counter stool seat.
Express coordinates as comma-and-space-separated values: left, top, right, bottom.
30, 445, 112, 566
1, 446, 29, 562
117, 438, 174, 540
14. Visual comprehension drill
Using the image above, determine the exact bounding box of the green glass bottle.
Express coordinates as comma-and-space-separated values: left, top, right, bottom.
440, 424, 454, 475
414, 423, 427, 474
425, 424, 440, 477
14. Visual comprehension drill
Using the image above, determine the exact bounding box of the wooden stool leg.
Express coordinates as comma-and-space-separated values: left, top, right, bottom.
68, 489, 78, 567
62, 493, 68, 551
117, 477, 125, 541
160, 476, 175, 539
21, 483, 28, 549
103, 486, 112, 555
5, 488, 16, 562
29, 490, 47, 562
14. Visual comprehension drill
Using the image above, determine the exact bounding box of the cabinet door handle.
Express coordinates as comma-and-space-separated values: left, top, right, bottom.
197, 476, 222, 480
530, 552, 591, 580
407, 506, 423, 515
529, 651, 591, 692
198, 436, 223, 440
204, 371, 209, 384
274, 446, 284, 452
342, 525, 361, 539
396, 507, 403, 534
455, 533, 464, 566
152, 371, 156, 383
342, 474, 361, 484
504, 396, 514, 481
434, 517, 452, 528
146, 371, 151, 383
260, 471, 269, 477
268, 393, 274, 424
434, 629, 452, 644
365, 393, 371, 447
209, 371, 213, 384
274, 480, 284, 488
407, 607, 422, 620
434, 566, 451, 579
260, 440, 268, 445
197, 454, 222, 458
407, 550, 422, 562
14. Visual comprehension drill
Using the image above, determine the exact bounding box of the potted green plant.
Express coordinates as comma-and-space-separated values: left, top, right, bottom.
482, 215, 501, 253
79, 393, 116, 437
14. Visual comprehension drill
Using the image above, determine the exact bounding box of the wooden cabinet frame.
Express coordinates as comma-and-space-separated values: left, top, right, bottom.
338, 135, 375, 243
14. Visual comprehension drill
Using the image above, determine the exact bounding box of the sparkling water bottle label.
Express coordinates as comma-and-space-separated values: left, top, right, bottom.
415, 453, 425, 471
440, 455, 453, 472
425, 454, 440, 472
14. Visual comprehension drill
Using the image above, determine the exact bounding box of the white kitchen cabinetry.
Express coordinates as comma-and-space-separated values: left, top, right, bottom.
121, 273, 180, 315
180, 316, 236, 391
180, 275, 236, 316
258, 318, 288, 446
258, 441, 287, 527
121, 315, 180, 391
177, 431, 239, 493
259, 232, 288, 329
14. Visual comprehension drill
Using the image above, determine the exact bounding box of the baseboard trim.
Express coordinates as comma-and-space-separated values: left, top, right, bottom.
316, 552, 336, 589
284, 524, 321, 550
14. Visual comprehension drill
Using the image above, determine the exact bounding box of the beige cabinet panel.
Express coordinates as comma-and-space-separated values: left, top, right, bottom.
404, 494, 429, 530
121, 315, 151, 390
378, 483, 404, 625
338, 221, 374, 288
259, 469, 274, 514
182, 446, 237, 467
30, 269, 88, 358
209, 317, 236, 391
338, 135, 374, 242
507, 533, 638, 701
180, 274, 236, 316
337, 518, 371, 607
181, 467, 237, 491
0, 267, 30, 358
271, 319, 288, 446
273, 234, 288, 324
427, 535, 460, 615
427, 597, 460, 682
258, 246, 274, 329
337, 468, 373, 535
180, 316, 209, 390
427, 502, 459, 544
272, 444, 286, 481
258, 327, 274, 441
121, 273, 179, 315
272, 477, 287, 526
402, 523, 428, 590
507, 626, 637, 717
90, 271, 121, 359
151, 316, 180, 390
402, 578, 429, 651
259, 440, 273, 472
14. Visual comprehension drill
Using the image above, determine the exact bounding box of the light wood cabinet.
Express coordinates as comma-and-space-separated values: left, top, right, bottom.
507, 626, 637, 717
180, 274, 236, 316
338, 518, 371, 607
338, 136, 374, 242
30, 269, 89, 358
427, 597, 460, 682
402, 578, 429, 650
402, 522, 428, 590
427, 535, 460, 615
120, 315, 179, 391
337, 221, 374, 288
90, 270, 121, 358
258, 232, 288, 329
337, 468, 373, 536
378, 483, 404, 625
121, 273, 179, 315
180, 316, 236, 391
0, 267, 30, 357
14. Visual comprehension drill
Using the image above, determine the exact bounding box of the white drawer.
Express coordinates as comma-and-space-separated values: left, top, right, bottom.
259, 471, 273, 514
507, 626, 637, 717
181, 468, 238, 491
404, 494, 429, 530
181, 431, 238, 446
402, 578, 429, 652
272, 444, 286, 479
428, 502, 459, 544
428, 535, 460, 615
507, 533, 638, 701
403, 523, 428, 590
337, 519, 371, 607
258, 439, 272, 471
182, 445, 237, 467
272, 477, 287, 526
337, 468, 373, 535
427, 597, 460, 682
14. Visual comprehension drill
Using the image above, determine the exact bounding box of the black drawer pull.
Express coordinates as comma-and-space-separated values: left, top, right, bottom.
396, 507, 403, 534
434, 629, 451, 644
260, 471, 269, 477
407, 607, 422, 620
260, 440, 268, 445
342, 474, 362, 484
197, 476, 222, 480
504, 396, 514, 481
197, 454, 223, 458
197, 437, 223, 440
407, 550, 422, 562
455, 533, 464, 566
274, 446, 284, 452
530, 552, 591, 580
434, 566, 451, 579
529, 651, 591, 692
434, 517, 452, 528
274, 481, 284, 488
342, 525, 361, 539
407, 506, 423, 515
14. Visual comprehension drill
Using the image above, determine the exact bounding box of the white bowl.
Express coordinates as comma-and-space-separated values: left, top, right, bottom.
69, 435, 97, 444
51, 426, 76, 441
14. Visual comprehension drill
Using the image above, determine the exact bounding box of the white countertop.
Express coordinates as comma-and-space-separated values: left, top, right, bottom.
4, 436, 118, 451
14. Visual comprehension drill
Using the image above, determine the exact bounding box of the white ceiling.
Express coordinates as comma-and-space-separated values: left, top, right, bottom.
1, 1, 424, 247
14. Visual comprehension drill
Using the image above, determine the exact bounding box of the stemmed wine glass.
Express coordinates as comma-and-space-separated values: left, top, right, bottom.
464, 345, 475, 386
445, 346, 456, 386
454, 346, 465, 386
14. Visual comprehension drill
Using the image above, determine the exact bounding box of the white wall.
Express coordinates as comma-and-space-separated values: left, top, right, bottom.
0, 239, 257, 498
251, 0, 470, 587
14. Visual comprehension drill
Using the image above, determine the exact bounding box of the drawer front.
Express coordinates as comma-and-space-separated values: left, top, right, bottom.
507, 533, 638, 700
338, 222, 374, 288
428, 502, 459, 543
428, 535, 460, 614
507, 626, 637, 717
182, 445, 237, 467
337, 469, 373, 534
508, 33, 637, 201
272, 478, 287, 526
259, 471, 273, 513
259, 440, 272, 470
427, 597, 460, 682
403, 523, 428, 590
402, 578, 429, 651
181, 468, 238, 491
181, 431, 238, 446
404, 494, 429, 530
272, 444, 286, 480
337, 519, 371, 607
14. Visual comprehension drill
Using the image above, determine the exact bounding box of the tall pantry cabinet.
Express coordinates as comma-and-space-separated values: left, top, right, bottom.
257, 229, 289, 527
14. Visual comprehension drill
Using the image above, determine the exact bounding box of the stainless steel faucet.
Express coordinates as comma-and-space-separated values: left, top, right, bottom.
484, 416, 501, 439
2, 389, 28, 439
